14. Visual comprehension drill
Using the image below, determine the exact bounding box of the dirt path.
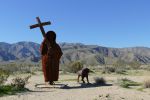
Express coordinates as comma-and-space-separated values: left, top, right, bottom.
1, 73, 150, 100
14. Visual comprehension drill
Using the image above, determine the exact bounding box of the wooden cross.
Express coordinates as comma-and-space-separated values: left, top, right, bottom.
30, 17, 52, 48
30, 17, 54, 78
30, 17, 51, 38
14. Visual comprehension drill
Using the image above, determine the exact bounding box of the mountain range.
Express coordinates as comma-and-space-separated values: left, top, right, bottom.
0, 41, 150, 65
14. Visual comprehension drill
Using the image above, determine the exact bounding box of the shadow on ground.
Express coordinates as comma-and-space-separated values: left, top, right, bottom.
61, 83, 113, 89
34, 83, 112, 90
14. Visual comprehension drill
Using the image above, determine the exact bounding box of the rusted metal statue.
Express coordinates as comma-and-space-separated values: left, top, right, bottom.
30, 17, 62, 85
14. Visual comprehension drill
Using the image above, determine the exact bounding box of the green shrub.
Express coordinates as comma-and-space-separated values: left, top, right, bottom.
0, 84, 29, 96
0, 85, 15, 96
116, 78, 140, 88
0, 75, 31, 96
0, 69, 9, 85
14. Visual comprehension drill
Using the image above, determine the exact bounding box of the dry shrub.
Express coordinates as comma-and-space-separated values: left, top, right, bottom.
11, 75, 31, 90
143, 79, 150, 88
64, 61, 83, 73
102, 66, 115, 73
94, 77, 106, 85
102, 66, 126, 74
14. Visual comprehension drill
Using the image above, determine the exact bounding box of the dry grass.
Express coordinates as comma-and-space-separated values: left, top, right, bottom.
143, 79, 150, 88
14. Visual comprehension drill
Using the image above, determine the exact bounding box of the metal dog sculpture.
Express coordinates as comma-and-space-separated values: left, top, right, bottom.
77, 68, 90, 83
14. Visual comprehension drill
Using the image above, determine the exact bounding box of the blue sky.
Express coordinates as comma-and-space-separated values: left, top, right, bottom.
0, 0, 150, 48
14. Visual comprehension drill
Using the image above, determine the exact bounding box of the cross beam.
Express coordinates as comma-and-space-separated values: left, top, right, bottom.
30, 17, 51, 38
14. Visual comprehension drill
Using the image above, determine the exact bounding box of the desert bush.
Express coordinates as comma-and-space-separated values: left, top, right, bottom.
11, 75, 31, 90
141, 65, 150, 71
0, 69, 9, 85
0, 62, 41, 74
115, 68, 126, 74
0, 85, 15, 96
0, 84, 29, 96
0, 75, 31, 96
112, 60, 127, 74
128, 61, 141, 69
116, 78, 140, 88
143, 79, 150, 88
113, 60, 126, 68
102, 66, 116, 74
63, 61, 83, 73
94, 77, 106, 85
102, 65, 126, 74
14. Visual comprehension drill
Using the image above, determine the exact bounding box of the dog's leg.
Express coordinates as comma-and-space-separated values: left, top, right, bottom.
86, 75, 89, 83
82, 76, 85, 83
77, 75, 80, 82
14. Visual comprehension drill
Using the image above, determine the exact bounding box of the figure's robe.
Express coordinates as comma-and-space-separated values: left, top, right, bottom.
40, 39, 62, 82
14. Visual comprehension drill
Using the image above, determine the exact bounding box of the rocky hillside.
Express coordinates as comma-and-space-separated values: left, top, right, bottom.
0, 42, 150, 65
0, 42, 40, 62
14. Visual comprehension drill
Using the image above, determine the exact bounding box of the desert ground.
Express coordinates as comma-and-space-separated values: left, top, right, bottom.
1, 70, 150, 100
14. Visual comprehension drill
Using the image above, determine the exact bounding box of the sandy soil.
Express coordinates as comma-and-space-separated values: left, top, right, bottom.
1, 72, 150, 100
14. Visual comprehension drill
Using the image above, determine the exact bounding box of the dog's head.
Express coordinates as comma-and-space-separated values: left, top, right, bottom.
82, 68, 90, 74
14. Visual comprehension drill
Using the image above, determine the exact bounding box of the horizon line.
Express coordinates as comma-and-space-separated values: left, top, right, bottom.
0, 41, 150, 49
